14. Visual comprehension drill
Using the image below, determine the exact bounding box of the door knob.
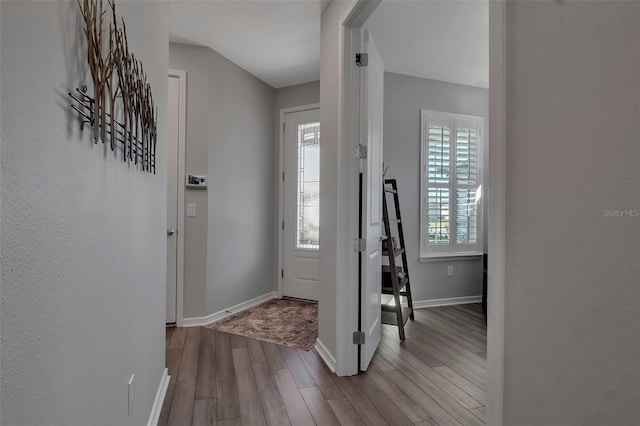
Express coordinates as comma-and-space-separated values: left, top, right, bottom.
167, 229, 175, 236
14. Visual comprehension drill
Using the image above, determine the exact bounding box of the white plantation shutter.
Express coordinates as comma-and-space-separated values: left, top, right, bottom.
421, 111, 483, 257
424, 113, 452, 249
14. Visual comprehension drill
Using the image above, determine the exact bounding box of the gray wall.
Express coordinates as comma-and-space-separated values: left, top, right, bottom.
169, 44, 210, 319
319, 0, 353, 364
275, 81, 320, 112
169, 43, 276, 319
383, 72, 487, 302
503, 1, 640, 424
273, 81, 320, 285
0, 1, 168, 425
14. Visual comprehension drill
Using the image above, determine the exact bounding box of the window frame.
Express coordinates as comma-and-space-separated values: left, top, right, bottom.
420, 110, 484, 260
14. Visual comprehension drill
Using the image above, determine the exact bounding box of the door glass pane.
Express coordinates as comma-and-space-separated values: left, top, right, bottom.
427, 188, 450, 245
297, 122, 320, 249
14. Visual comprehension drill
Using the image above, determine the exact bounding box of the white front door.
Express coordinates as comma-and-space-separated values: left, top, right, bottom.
359, 30, 384, 370
166, 75, 180, 324
283, 108, 320, 301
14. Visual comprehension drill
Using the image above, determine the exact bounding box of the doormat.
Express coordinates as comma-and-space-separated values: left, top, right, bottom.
204, 298, 317, 351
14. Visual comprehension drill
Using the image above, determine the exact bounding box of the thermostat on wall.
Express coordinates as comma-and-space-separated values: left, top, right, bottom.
186, 174, 207, 189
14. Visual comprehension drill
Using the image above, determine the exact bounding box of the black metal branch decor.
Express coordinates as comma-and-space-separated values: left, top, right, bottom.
70, 0, 157, 173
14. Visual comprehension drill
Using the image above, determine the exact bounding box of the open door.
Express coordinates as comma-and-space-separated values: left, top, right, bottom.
359, 29, 384, 371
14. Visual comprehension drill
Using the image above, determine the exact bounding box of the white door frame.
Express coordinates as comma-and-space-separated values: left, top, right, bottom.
335, 1, 506, 424
168, 69, 187, 327
278, 103, 321, 298
333, 0, 381, 378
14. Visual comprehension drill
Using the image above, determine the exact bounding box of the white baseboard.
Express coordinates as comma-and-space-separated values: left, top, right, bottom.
315, 338, 337, 373
413, 295, 482, 309
182, 292, 279, 327
147, 368, 170, 426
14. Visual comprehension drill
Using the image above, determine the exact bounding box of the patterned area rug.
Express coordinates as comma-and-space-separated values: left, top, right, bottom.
203, 298, 318, 351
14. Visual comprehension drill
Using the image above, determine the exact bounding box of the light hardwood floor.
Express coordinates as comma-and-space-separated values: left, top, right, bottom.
160, 303, 486, 426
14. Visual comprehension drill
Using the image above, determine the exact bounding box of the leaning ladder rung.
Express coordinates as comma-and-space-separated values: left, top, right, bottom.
381, 178, 414, 342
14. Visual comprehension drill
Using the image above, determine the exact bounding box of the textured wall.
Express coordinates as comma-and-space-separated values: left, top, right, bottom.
383, 72, 488, 302
169, 42, 276, 319
503, 1, 640, 424
1, 1, 168, 425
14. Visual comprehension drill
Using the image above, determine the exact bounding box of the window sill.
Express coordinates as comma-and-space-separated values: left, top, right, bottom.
420, 253, 483, 263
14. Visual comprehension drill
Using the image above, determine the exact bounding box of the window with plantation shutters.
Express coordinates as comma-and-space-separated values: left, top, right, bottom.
420, 110, 483, 258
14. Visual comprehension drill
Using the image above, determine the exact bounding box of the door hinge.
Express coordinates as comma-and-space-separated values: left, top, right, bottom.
281, 269, 284, 279
282, 220, 284, 230
282, 171, 285, 181
355, 53, 368, 67
353, 238, 366, 252
283, 122, 285, 133
353, 331, 366, 345
355, 144, 367, 160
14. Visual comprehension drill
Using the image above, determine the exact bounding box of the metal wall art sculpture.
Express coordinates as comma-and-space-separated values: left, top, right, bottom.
69, 0, 157, 173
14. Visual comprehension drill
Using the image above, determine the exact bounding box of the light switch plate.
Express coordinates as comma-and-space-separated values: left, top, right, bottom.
187, 203, 196, 217
447, 265, 455, 277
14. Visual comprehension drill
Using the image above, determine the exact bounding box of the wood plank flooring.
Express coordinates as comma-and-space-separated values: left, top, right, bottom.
160, 303, 486, 426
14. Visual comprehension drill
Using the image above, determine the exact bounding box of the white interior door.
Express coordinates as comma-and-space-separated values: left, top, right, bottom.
359, 30, 384, 370
283, 108, 320, 301
166, 75, 180, 324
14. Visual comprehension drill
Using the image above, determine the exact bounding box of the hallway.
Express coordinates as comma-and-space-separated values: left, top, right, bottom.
160, 304, 486, 425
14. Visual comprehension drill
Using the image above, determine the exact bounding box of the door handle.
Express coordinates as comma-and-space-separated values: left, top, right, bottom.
380, 234, 387, 241
167, 229, 175, 236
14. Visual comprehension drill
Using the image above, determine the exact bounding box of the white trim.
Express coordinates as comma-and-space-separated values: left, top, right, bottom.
419, 110, 484, 258
182, 292, 279, 327
338, 0, 506, 421
315, 338, 337, 373
168, 69, 187, 327
333, 0, 382, 378
413, 295, 482, 309
487, 1, 506, 424
146, 368, 170, 426
278, 103, 320, 299
420, 253, 482, 262
336, 7, 359, 377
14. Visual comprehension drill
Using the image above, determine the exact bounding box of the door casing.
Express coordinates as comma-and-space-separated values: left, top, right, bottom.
358, 28, 384, 371
334, 1, 506, 425
277, 103, 321, 298
168, 69, 187, 327
281, 108, 321, 301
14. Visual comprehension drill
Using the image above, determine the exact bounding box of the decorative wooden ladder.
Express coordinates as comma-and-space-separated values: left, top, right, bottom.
381, 179, 415, 341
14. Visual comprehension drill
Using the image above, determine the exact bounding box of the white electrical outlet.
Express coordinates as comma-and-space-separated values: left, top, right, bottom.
128, 374, 135, 415
448, 265, 455, 277
187, 203, 196, 217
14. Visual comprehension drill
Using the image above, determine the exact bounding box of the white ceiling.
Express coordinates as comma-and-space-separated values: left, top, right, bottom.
169, 0, 488, 90
169, 0, 328, 89
366, 0, 489, 88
